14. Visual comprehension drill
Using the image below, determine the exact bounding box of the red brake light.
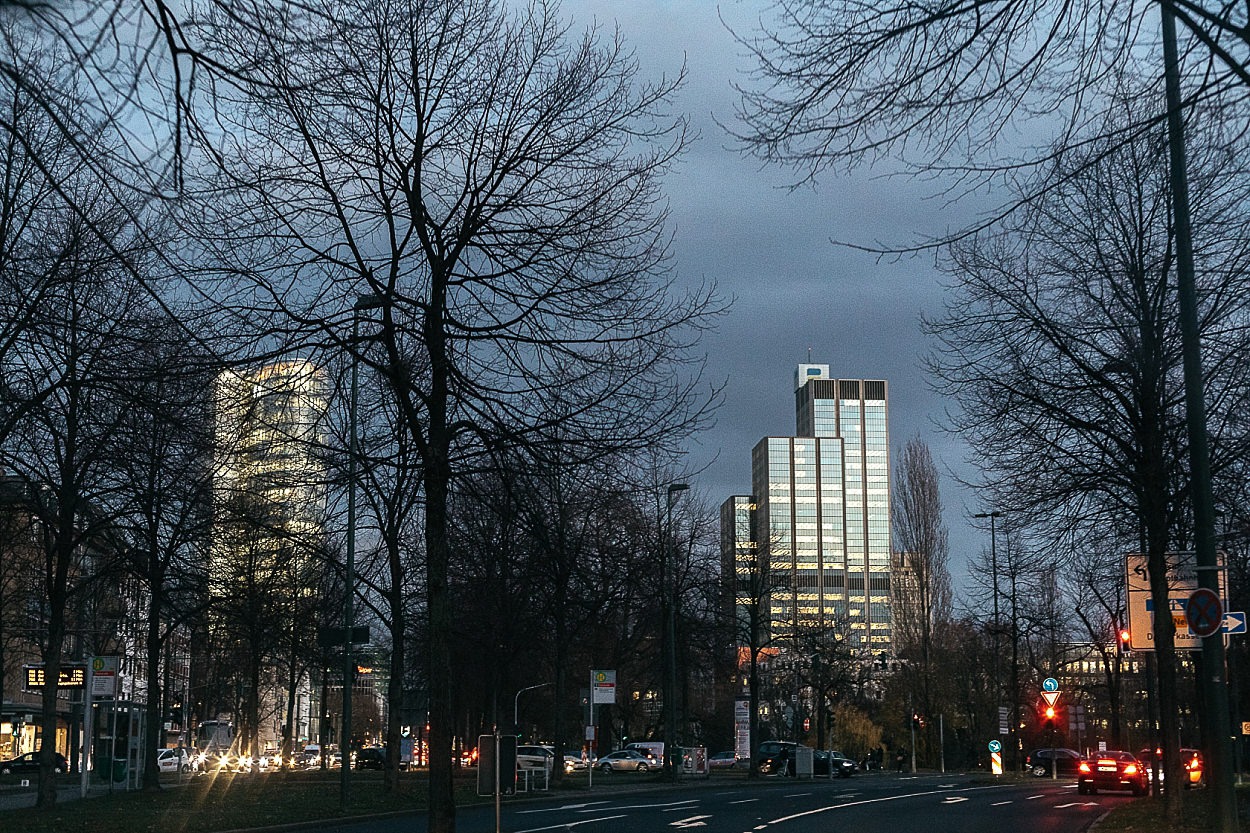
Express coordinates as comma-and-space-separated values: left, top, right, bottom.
1079, 761, 1091, 773
1123, 763, 1138, 775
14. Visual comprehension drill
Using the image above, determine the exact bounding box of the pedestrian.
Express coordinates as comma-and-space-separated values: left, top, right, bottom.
895, 749, 905, 772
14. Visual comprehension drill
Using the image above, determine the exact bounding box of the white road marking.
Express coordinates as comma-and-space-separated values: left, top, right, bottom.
942, 797, 969, 804
785, 792, 812, 798
577, 799, 696, 813
670, 815, 712, 828
515, 814, 627, 832
764, 785, 1002, 825
518, 801, 609, 814
729, 798, 759, 805
1027, 794, 1046, 800
991, 801, 1012, 806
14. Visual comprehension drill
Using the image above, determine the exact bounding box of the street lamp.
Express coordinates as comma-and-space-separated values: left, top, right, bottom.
663, 482, 688, 780
973, 510, 1004, 749
513, 683, 551, 736
342, 293, 384, 808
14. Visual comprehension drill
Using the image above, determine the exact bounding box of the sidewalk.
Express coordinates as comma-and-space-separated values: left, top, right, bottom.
0, 782, 112, 811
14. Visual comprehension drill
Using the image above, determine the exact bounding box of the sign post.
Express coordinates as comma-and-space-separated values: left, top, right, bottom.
989, 740, 1002, 776
589, 670, 616, 788
1186, 587, 1224, 638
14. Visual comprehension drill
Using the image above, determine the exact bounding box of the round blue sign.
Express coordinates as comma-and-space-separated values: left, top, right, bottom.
1042, 677, 1059, 692
988, 740, 1002, 753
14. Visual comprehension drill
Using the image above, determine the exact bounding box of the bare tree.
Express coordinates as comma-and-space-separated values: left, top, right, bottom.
186, 2, 721, 827
924, 109, 1250, 812
732, 2, 1250, 229
890, 436, 952, 747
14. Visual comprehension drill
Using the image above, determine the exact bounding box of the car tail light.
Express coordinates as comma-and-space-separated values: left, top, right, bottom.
1123, 764, 1138, 775
1079, 761, 1091, 773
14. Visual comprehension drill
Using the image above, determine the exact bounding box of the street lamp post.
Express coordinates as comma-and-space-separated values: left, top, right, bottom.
663, 482, 688, 780
342, 293, 384, 808
973, 511, 1003, 750
513, 683, 551, 736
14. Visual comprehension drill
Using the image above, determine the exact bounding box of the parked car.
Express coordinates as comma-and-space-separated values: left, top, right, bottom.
708, 751, 739, 769
1025, 747, 1082, 777
756, 741, 806, 776
1078, 751, 1149, 796
563, 752, 589, 773
355, 747, 387, 770
816, 749, 857, 778
516, 745, 556, 772
156, 747, 196, 774
1, 751, 68, 775
596, 749, 654, 772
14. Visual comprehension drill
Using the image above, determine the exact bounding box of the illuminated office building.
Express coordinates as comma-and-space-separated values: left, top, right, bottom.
721, 365, 892, 652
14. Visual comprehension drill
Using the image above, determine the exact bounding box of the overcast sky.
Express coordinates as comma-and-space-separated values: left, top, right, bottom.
557, 1, 990, 596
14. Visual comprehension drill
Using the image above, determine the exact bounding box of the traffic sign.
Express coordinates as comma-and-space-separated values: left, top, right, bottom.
1041, 690, 1060, 707
1042, 677, 1058, 692
591, 669, 617, 704
1186, 587, 1223, 638
1223, 611, 1247, 635
988, 740, 1002, 753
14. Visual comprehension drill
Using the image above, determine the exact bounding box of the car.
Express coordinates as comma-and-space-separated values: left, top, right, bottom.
1, 751, 68, 775
1025, 747, 1082, 777
624, 742, 664, 769
816, 749, 857, 778
564, 752, 589, 773
596, 749, 653, 772
708, 751, 738, 769
1137, 747, 1204, 787
516, 745, 556, 772
1183, 748, 1205, 787
1078, 751, 1148, 796
355, 746, 387, 770
156, 747, 196, 774
756, 741, 809, 776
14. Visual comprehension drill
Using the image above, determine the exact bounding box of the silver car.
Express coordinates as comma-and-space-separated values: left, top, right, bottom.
597, 749, 654, 772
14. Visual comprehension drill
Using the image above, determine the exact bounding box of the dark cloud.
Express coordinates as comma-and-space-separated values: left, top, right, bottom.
560, 0, 987, 595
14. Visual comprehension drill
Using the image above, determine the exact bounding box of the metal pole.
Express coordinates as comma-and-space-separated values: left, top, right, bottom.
340, 310, 360, 809
663, 483, 688, 780
1159, 7, 1237, 831
513, 683, 550, 737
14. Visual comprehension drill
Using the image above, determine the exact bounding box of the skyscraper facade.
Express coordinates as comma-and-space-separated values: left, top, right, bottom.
723, 365, 892, 653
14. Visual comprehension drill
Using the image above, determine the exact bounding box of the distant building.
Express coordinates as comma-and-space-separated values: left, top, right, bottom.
208, 360, 326, 749
722, 366, 893, 652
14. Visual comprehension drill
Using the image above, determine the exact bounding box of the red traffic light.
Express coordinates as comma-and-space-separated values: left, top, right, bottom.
1044, 706, 1056, 720
1119, 628, 1130, 642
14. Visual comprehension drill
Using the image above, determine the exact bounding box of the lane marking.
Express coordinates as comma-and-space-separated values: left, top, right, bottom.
942, 797, 969, 804
729, 798, 759, 805
765, 785, 1003, 825
1027, 794, 1046, 800
515, 814, 627, 832
518, 801, 609, 814
785, 792, 812, 798
576, 799, 697, 813
670, 815, 712, 828
991, 801, 1012, 806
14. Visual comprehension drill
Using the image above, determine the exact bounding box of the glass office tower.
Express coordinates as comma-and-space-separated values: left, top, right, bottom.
722, 365, 892, 652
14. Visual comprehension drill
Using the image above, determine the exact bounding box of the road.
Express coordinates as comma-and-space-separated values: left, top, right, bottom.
315, 773, 1127, 833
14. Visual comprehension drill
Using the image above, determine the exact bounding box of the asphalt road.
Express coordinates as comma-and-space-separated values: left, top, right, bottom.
313, 773, 1128, 833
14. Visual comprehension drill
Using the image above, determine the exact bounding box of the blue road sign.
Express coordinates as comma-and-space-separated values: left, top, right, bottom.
988, 740, 1002, 753
1223, 611, 1247, 635
1042, 677, 1058, 692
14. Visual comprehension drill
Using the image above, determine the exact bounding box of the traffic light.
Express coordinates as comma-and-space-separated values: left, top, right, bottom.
1118, 628, 1132, 655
